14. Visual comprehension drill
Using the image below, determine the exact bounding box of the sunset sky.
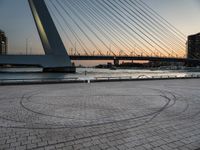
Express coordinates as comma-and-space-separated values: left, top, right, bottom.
0, 0, 200, 61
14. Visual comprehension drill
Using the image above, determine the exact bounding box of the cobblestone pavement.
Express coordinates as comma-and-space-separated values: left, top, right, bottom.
0, 79, 200, 150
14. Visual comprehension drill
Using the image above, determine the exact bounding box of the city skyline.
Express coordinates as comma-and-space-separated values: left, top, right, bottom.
0, 0, 200, 61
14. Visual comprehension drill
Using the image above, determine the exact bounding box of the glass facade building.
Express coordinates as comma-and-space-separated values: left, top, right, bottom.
187, 33, 200, 59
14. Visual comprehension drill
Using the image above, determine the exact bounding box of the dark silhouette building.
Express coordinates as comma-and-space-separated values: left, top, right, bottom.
0, 30, 7, 55
187, 33, 200, 59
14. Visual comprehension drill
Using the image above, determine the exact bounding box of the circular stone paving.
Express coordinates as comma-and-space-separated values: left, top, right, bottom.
0, 86, 173, 129
0, 80, 200, 150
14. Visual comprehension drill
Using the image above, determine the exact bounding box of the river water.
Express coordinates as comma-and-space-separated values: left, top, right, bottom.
0, 67, 200, 80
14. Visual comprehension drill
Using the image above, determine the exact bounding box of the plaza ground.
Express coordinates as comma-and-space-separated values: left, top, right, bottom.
0, 79, 200, 150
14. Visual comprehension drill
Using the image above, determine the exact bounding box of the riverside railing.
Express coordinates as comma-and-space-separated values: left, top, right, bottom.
0, 74, 200, 85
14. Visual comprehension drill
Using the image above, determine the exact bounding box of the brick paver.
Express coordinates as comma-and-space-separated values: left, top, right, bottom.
0, 79, 200, 150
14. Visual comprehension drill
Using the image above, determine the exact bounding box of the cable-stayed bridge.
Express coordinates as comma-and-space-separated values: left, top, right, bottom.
49, 0, 186, 57
0, 0, 199, 72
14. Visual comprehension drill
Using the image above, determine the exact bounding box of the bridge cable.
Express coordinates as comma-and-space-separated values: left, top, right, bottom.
53, 0, 105, 56
81, 0, 151, 56
110, 0, 180, 57
68, 0, 128, 56
105, 0, 176, 57
93, 0, 158, 56
128, 0, 186, 57
127, 0, 186, 51
71, 0, 145, 56
119, 0, 186, 56
98, 0, 169, 56
49, 0, 92, 56
77, 0, 140, 56
60, 0, 117, 56
48, 0, 190, 59
134, 0, 186, 41
47, 1, 89, 55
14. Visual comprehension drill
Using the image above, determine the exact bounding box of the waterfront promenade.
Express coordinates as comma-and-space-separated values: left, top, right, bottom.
0, 79, 200, 150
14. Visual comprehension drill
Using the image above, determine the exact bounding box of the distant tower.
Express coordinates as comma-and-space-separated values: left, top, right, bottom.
0, 30, 7, 55
187, 33, 200, 59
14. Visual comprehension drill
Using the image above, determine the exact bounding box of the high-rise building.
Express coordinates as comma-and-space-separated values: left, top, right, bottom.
187, 33, 200, 59
0, 30, 7, 55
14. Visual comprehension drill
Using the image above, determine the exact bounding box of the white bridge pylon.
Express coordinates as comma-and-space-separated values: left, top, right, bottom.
0, 0, 75, 73
28, 0, 68, 56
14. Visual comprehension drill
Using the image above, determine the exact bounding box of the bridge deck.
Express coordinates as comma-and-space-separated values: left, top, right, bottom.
0, 55, 198, 67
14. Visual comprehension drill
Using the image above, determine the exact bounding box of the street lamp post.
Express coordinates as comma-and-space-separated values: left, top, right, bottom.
26, 37, 32, 55
26, 38, 28, 55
